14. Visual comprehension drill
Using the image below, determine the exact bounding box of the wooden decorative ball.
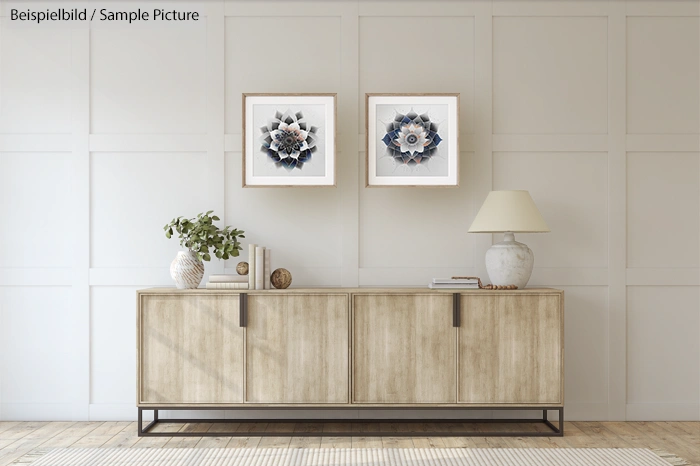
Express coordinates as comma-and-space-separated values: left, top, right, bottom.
236, 262, 249, 275
270, 268, 292, 289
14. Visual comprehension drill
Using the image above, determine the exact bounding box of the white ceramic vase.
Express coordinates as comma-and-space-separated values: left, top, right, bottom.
484, 232, 534, 289
170, 250, 204, 289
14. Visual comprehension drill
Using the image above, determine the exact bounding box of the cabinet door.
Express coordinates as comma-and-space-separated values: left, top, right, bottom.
458, 294, 563, 404
353, 294, 456, 404
138, 294, 244, 404
245, 294, 349, 403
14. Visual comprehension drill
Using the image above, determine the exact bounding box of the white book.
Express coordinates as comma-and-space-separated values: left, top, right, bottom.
248, 244, 256, 290
255, 246, 265, 290
428, 283, 480, 289
432, 278, 479, 284
264, 249, 271, 290
209, 274, 248, 283
206, 282, 249, 289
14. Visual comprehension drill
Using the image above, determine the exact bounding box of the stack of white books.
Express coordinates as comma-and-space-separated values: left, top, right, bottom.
248, 244, 272, 290
205, 274, 249, 289
428, 278, 480, 289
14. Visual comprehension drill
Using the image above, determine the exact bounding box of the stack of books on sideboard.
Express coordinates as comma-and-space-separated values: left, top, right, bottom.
204, 245, 272, 290
428, 278, 479, 289
206, 274, 249, 289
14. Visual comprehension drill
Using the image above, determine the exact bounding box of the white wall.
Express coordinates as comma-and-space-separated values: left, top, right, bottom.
0, 0, 698, 422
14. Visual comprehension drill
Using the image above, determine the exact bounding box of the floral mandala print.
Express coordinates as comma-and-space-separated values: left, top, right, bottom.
381, 109, 442, 166
260, 110, 318, 170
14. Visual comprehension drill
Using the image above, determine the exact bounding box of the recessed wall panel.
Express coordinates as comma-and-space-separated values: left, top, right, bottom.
0, 287, 76, 405
90, 152, 212, 268
0, 27, 72, 133
90, 24, 207, 134
0, 153, 73, 267
493, 17, 607, 134
493, 152, 608, 268
360, 152, 474, 269
359, 16, 474, 133
224, 152, 342, 273
90, 286, 139, 404
627, 17, 700, 134
561, 286, 609, 405
627, 152, 700, 268
627, 286, 700, 405
224, 17, 341, 134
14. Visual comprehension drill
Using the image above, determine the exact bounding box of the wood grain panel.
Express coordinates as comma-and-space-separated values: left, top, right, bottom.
458, 293, 563, 404
352, 294, 456, 403
245, 294, 349, 403
138, 294, 243, 404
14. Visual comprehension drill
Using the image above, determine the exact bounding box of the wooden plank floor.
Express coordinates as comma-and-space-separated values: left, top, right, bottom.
0, 422, 697, 466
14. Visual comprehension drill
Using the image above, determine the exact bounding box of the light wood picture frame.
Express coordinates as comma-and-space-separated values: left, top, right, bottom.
243, 93, 337, 187
365, 93, 460, 187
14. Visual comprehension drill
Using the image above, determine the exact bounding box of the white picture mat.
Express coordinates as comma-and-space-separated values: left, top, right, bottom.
245, 95, 335, 186
367, 95, 459, 186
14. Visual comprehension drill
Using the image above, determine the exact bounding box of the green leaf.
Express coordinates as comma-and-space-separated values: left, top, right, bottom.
203, 253, 211, 261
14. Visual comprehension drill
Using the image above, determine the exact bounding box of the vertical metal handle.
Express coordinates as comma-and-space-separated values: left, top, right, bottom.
239, 293, 247, 327
453, 293, 460, 327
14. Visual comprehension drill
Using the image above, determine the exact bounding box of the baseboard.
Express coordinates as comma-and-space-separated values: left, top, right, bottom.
626, 403, 700, 421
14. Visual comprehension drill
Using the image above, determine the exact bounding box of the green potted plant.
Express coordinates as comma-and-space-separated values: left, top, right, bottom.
164, 211, 245, 289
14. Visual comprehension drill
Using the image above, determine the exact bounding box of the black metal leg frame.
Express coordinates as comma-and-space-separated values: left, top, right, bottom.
138, 406, 563, 437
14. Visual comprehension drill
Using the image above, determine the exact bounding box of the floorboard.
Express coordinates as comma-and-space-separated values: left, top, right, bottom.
0, 421, 696, 465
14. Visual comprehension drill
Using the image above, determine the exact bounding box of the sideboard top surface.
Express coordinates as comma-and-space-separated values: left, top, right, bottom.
138, 287, 563, 295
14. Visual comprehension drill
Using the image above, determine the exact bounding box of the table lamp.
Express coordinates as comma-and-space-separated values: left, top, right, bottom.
468, 190, 550, 289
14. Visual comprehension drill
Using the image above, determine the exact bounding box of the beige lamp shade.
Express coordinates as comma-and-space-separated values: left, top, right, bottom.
469, 190, 550, 233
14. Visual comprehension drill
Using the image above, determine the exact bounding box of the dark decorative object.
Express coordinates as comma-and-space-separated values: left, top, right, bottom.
382, 109, 442, 166
261, 110, 318, 170
236, 261, 249, 275
270, 268, 292, 289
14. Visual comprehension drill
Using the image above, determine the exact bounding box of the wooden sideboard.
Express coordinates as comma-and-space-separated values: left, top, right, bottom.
136, 287, 564, 437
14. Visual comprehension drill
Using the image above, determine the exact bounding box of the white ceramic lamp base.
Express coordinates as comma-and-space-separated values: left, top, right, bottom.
485, 232, 534, 289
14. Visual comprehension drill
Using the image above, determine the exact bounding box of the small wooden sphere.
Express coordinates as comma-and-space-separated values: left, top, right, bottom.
236, 261, 249, 275
270, 268, 292, 289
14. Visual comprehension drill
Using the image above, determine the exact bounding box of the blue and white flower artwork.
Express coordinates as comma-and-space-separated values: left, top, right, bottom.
366, 94, 460, 187
243, 94, 336, 187
381, 109, 443, 166
260, 110, 318, 171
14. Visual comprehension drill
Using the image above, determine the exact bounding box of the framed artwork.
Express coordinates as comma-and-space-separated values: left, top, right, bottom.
366, 93, 459, 187
243, 93, 336, 187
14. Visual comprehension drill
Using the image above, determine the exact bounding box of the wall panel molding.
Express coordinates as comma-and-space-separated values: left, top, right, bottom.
607, 0, 628, 421
338, 2, 360, 287
1, 0, 699, 422
70, 26, 91, 421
